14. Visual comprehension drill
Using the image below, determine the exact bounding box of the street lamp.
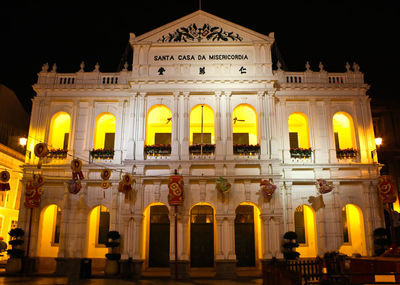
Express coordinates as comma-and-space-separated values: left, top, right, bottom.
19, 137, 30, 159
371, 137, 383, 161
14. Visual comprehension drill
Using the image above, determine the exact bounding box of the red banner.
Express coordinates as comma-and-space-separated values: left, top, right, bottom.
378, 175, 396, 203
24, 175, 44, 208
168, 175, 184, 205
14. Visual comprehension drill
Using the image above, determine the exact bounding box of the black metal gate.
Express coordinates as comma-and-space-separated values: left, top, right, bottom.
148, 205, 170, 267
190, 205, 214, 267
235, 205, 256, 267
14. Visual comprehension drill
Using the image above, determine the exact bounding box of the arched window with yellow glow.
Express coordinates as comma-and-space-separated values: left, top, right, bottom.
189, 105, 215, 145
94, 113, 116, 150
332, 112, 356, 150
288, 113, 310, 149
37, 204, 61, 258
146, 105, 172, 146
232, 104, 258, 145
48, 112, 71, 150
294, 205, 318, 257
339, 204, 367, 256
87, 205, 109, 258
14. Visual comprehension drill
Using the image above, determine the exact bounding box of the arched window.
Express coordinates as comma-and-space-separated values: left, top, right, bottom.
189, 105, 215, 154
94, 113, 116, 150
145, 105, 172, 156
294, 205, 317, 257
340, 204, 367, 256
232, 104, 258, 145
87, 205, 109, 258
37, 204, 61, 257
288, 113, 310, 149
49, 112, 71, 150
333, 112, 356, 156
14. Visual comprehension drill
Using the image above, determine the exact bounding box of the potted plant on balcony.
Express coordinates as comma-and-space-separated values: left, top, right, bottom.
290, 147, 312, 158
189, 144, 215, 154
48, 148, 68, 159
144, 144, 171, 155
282, 231, 300, 260
6, 228, 24, 274
90, 148, 115, 159
104, 231, 121, 275
233, 144, 260, 155
336, 148, 357, 159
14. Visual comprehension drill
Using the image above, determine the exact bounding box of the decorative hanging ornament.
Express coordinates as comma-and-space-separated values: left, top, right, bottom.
118, 174, 133, 194
308, 195, 325, 212
377, 175, 396, 204
24, 174, 44, 208
315, 179, 334, 194
71, 159, 84, 180
100, 169, 111, 189
0, 170, 10, 191
216, 176, 231, 194
260, 179, 277, 200
168, 173, 184, 206
67, 179, 82, 194
34, 143, 49, 169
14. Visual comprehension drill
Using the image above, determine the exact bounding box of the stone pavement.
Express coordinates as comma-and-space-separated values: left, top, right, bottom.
0, 276, 263, 285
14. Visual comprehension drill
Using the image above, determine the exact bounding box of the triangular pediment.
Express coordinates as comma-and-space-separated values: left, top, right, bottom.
132, 10, 273, 44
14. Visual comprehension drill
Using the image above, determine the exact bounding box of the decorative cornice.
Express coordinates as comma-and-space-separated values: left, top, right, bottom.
158, 23, 243, 43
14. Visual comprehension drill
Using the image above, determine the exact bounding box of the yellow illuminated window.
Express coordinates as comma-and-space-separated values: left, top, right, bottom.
295, 205, 318, 257
146, 105, 172, 145
288, 113, 310, 148
340, 204, 367, 256
333, 112, 356, 149
232, 104, 258, 145
94, 113, 116, 149
190, 105, 215, 145
48, 112, 71, 150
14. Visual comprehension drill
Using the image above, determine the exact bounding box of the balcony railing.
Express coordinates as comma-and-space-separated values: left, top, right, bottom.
144, 144, 171, 160
90, 149, 115, 160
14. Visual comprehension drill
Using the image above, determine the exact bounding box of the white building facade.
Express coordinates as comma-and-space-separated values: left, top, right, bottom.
18, 11, 383, 278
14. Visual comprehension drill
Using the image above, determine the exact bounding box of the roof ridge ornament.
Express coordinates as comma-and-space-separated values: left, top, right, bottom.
157, 23, 243, 43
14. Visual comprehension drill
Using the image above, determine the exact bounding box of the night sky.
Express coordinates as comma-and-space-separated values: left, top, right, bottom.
1, 1, 398, 113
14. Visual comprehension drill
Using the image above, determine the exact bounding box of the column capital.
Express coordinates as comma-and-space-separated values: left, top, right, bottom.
182, 91, 190, 98
214, 91, 222, 97
138, 91, 146, 97
224, 91, 232, 97
173, 91, 180, 98
257, 91, 266, 97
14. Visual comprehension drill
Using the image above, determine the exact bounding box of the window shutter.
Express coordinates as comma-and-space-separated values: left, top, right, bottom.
104, 133, 115, 150
289, 132, 299, 149
63, 133, 69, 150
334, 132, 340, 150
294, 207, 306, 244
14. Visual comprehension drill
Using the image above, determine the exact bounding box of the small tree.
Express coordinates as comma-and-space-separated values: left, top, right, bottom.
104, 231, 121, 275
282, 231, 300, 260
373, 228, 390, 256
6, 228, 25, 274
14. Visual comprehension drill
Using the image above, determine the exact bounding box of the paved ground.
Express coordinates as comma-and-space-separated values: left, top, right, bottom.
0, 276, 263, 285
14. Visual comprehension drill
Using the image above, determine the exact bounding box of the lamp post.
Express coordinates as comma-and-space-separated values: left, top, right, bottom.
371, 137, 383, 161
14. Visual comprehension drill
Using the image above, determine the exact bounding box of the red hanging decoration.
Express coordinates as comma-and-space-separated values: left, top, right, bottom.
24, 174, 44, 208
0, 170, 11, 191
378, 175, 396, 204
316, 179, 334, 194
260, 179, 276, 200
34, 143, 49, 169
100, 169, 111, 189
168, 174, 184, 205
67, 179, 82, 194
118, 174, 133, 195
71, 159, 84, 180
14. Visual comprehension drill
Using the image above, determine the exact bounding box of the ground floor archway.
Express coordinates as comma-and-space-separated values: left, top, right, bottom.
190, 204, 214, 267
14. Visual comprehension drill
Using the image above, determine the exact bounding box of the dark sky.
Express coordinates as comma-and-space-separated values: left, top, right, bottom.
1, 1, 398, 113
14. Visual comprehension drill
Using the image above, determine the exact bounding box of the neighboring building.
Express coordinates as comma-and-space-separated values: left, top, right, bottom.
371, 101, 400, 237
0, 84, 27, 261
18, 11, 383, 277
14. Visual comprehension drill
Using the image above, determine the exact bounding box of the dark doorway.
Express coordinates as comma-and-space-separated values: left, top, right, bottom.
149, 205, 170, 267
235, 205, 256, 267
190, 205, 214, 267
